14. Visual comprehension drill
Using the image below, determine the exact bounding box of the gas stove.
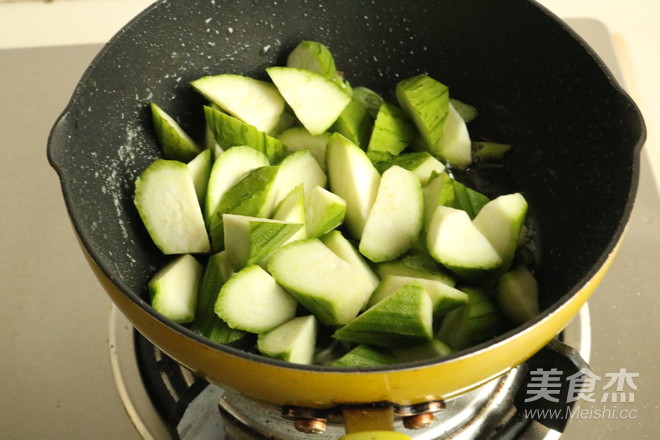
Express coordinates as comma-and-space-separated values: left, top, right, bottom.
0, 17, 657, 440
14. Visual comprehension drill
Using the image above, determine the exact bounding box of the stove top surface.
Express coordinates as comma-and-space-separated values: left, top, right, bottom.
0, 18, 658, 440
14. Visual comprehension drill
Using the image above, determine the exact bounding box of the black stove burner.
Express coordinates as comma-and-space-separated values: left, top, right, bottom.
133, 331, 586, 440
134, 332, 215, 438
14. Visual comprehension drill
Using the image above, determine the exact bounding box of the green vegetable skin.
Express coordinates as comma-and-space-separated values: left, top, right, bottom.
367, 274, 467, 318
209, 165, 280, 251
332, 98, 372, 148
191, 251, 246, 344
438, 287, 504, 351
333, 281, 434, 348
150, 103, 201, 162
135, 40, 538, 367
367, 103, 417, 155
223, 214, 303, 269
331, 345, 396, 367
204, 105, 286, 163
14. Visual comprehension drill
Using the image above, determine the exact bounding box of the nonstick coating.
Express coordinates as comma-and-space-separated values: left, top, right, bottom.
48, 0, 645, 373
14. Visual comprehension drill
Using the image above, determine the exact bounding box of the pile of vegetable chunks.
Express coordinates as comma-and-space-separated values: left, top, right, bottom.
135, 41, 539, 367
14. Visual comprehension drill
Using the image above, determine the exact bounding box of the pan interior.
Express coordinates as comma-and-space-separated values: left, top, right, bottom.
48, 0, 642, 369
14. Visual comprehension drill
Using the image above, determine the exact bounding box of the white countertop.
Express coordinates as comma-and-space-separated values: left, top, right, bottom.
1, 0, 658, 193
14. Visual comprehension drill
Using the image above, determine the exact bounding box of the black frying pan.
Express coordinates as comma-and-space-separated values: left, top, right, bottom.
47, 0, 645, 426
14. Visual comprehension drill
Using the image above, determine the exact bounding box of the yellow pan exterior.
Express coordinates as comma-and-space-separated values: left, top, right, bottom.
85, 240, 619, 409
